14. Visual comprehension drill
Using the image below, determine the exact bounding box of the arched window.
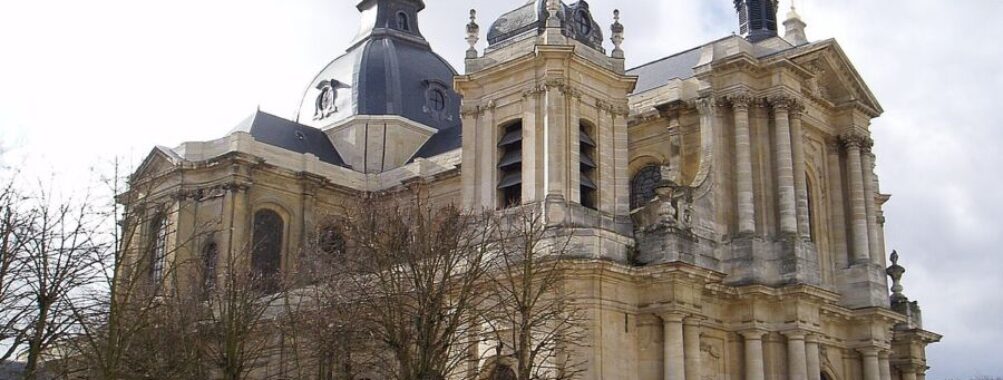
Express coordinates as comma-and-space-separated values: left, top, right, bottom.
579, 122, 598, 210
497, 121, 523, 208
202, 240, 218, 295
252, 209, 284, 293
147, 214, 168, 283
396, 12, 410, 31
630, 165, 662, 210
490, 364, 516, 380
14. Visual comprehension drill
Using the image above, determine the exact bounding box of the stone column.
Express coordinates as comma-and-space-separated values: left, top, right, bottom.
731, 95, 757, 235
790, 105, 811, 239
842, 134, 870, 264
901, 368, 918, 380
663, 314, 686, 380
879, 351, 892, 380
826, 141, 850, 268
741, 331, 767, 380
861, 147, 881, 265
771, 97, 798, 235
230, 183, 251, 259
805, 335, 822, 380
860, 348, 881, 380
683, 318, 702, 380
784, 331, 809, 380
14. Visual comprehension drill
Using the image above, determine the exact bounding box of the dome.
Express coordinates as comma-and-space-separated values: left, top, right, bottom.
297, 0, 461, 135
487, 0, 604, 53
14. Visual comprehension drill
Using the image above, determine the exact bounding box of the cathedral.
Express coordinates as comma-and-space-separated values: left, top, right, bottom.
125, 0, 940, 379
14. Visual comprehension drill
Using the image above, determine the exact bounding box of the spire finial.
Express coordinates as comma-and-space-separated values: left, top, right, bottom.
466, 9, 480, 59
783, 0, 809, 45
610, 9, 624, 59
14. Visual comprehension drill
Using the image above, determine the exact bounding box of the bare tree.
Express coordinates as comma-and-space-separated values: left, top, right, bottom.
16, 187, 106, 380
48, 160, 209, 380
0, 173, 30, 362
277, 216, 378, 380
334, 190, 496, 380
197, 246, 284, 380
481, 206, 588, 380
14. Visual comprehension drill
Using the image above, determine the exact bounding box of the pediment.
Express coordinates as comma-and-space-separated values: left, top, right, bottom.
131, 146, 182, 181
788, 40, 883, 117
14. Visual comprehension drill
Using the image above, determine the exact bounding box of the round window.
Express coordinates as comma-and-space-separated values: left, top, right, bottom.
430, 90, 447, 111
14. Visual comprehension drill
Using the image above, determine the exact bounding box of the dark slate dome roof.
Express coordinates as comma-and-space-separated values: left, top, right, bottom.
297, 0, 462, 141
487, 0, 604, 52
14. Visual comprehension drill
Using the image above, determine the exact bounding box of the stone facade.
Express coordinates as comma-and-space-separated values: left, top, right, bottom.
121, 1, 940, 379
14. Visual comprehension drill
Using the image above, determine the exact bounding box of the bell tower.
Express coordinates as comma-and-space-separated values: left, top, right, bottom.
734, 0, 780, 42
457, 0, 637, 261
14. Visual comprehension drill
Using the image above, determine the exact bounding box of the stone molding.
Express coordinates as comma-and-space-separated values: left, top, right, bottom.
460, 100, 496, 118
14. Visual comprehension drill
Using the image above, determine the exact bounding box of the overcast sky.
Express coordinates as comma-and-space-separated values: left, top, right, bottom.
1, 1, 1001, 378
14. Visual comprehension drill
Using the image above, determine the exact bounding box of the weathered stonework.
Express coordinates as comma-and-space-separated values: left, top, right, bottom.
121, 1, 940, 379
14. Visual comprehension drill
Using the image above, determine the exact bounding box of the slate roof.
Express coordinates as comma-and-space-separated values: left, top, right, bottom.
297, 0, 461, 134
232, 111, 347, 167
411, 122, 462, 161
487, 0, 605, 53
627, 36, 805, 95
627, 46, 705, 95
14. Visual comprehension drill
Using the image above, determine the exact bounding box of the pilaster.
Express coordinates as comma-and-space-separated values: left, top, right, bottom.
522, 91, 540, 204
460, 104, 480, 210
861, 146, 881, 265
806, 334, 822, 380
478, 101, 498, 209
683, 317, 702, 380
826, 140, 849, 269
543, 78, 568, 202
879, 350, 892, 380
612, 105, 632, 218
790, 103, 811, 240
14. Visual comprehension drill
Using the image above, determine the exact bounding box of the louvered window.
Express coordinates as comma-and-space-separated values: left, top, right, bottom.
580, 123, 597, 210
749, 0, 764, 30
498, 121, 523, 208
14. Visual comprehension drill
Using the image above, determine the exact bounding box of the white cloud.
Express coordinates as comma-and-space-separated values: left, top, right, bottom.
1, 0, 1000, 377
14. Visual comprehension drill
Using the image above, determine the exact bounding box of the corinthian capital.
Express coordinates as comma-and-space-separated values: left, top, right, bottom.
693, 97, 717, 113
768, 95, 801, 111
725, 92, 756, 109
839, 132, 872, 150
